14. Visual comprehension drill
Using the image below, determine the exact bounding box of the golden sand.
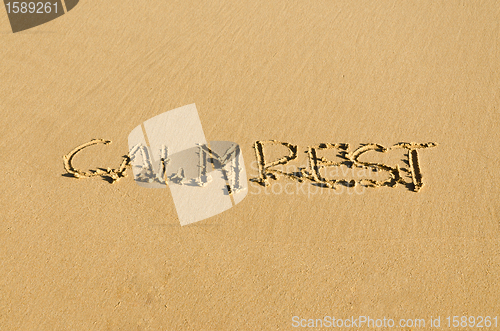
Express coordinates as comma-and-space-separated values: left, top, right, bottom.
1, 1, 499, 329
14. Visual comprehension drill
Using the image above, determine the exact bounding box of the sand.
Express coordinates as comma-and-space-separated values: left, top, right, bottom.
1, 0, 499, 329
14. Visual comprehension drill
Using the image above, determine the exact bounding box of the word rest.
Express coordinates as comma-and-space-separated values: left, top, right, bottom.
251, 140, 438, 192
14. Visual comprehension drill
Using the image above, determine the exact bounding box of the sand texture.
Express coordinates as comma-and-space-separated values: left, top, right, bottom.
1, 1, 499, 329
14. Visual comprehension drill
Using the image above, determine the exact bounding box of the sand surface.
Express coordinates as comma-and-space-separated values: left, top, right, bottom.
1, 1, 499, 329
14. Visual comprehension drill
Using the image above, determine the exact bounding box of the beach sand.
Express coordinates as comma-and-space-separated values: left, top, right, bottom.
1, 1, 499, 329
